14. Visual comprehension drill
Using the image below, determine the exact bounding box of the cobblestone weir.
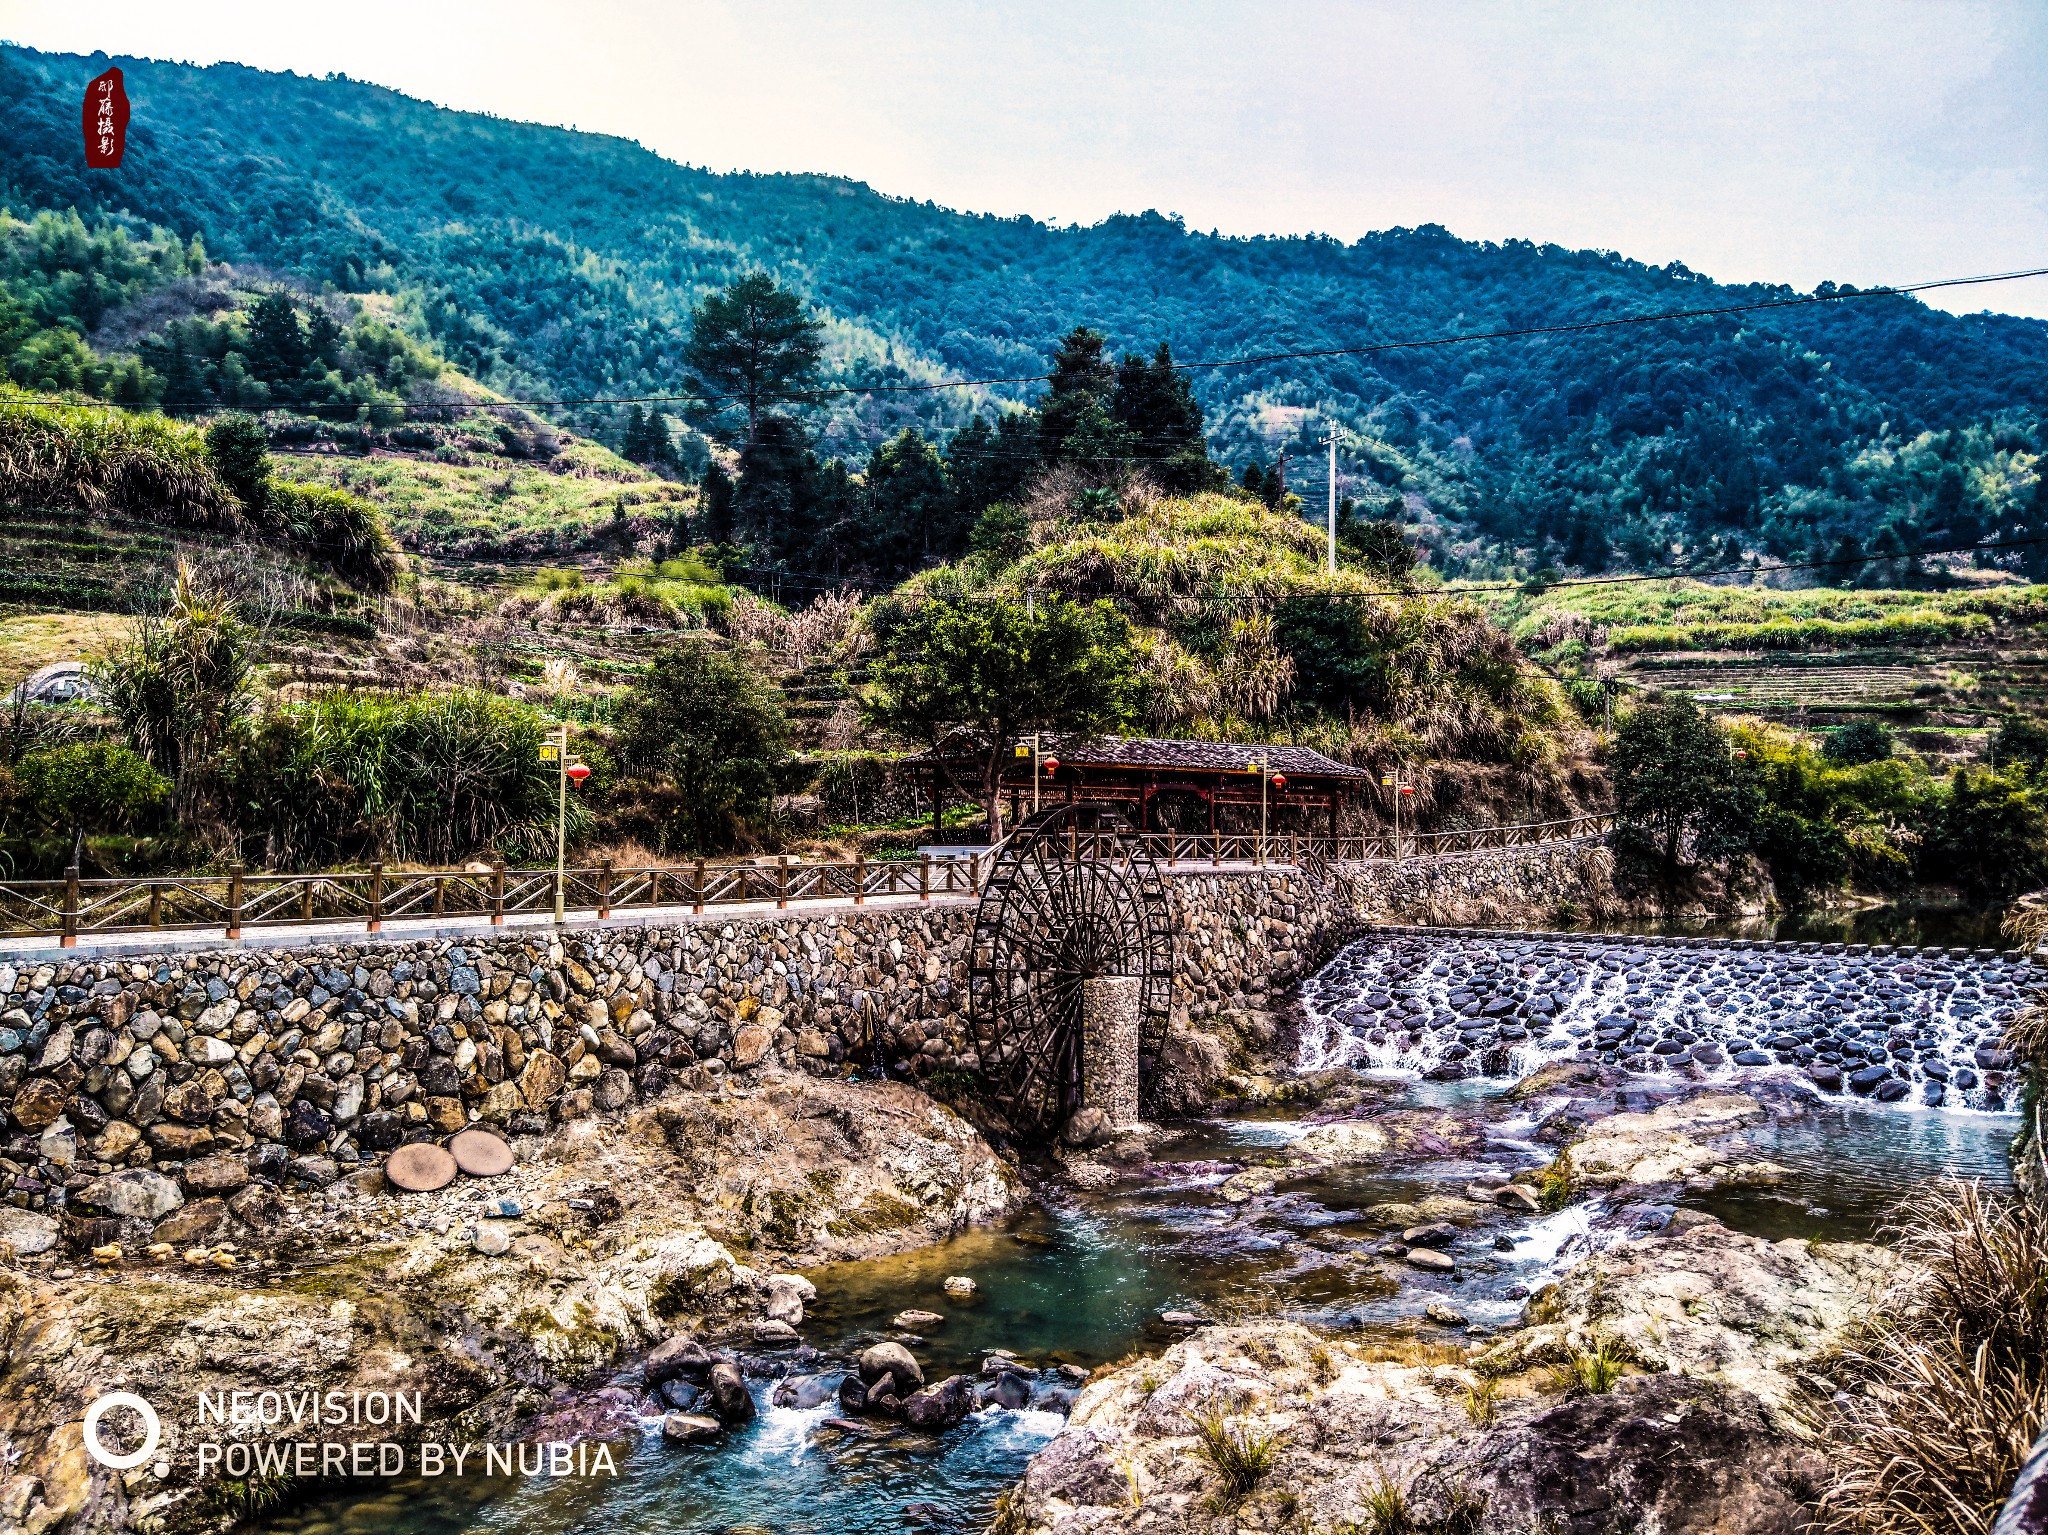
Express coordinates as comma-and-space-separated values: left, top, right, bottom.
0, 870, 1345, 1219
1301, 928, 2038, 1112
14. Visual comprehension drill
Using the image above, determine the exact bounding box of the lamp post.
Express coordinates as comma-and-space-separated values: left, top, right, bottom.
1379, 765, 1414, 859
544, 724, 590, 923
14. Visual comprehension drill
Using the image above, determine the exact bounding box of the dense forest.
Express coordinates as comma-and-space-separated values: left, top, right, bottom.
2, 43, 2046, 579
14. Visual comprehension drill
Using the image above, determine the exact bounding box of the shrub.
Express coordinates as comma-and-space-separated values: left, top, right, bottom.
1824, 718, 1895, 764
1921, 769, 2048, 900
11, 741, 169, 836
264, 480, 402, 590
204, 413, 271, 513
615, 638, 796, 853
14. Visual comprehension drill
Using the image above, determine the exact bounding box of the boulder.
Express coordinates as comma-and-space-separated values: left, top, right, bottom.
893, 1309, 946, 1330
707, 1361, 755, 1424
1405, 1248, 1455, 1273
764, 1272, 814, 1326
943, 1275, 978, 1297
644, 1335, 719, 1385
752, 1320, 800, 1345
900, 1374, 976, 1431
859, 1341, 925, 1396
77, 1168, 183, 1220
991, 1370, 1033, 1409
660, 1413, 722, 1443
1061, 1107, 1114, 1147
152, 1199, 228, 1247
0, 1208, 59, 1256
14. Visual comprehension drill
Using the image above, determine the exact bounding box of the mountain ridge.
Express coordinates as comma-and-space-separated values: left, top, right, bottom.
2, 42, 2045, 577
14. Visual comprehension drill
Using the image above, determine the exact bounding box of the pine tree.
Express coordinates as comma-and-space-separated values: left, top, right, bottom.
684, 274, 825, 443
1111, 343, 1219, 492
245, 291, 308, 387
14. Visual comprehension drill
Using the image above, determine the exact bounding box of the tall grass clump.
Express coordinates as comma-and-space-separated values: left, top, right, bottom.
0, 387, 235, 527
264, 480, 401, 592
233, 688, 566, 868
1185, 1400, 1282, 1507
1813, 1181, 2048, 1535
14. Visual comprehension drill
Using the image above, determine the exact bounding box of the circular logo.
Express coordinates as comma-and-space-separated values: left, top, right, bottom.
82, 1392, 161, 1471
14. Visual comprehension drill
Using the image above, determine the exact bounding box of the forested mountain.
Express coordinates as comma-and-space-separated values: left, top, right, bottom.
3, 43, 2046, 578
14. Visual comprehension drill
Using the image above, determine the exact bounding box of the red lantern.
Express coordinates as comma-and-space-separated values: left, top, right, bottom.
1270, 773, 1287, 789
1043, 757, 1060, 774
566, 762, 591, 784
1400, 784, 1415, 795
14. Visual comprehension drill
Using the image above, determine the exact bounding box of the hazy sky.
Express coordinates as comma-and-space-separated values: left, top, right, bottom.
6, 0, 2047, 319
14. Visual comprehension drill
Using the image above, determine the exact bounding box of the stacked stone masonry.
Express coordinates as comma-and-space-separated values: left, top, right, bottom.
0, 868, 1352, 1219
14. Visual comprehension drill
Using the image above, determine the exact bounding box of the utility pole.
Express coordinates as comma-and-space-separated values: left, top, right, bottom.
1324, 427, 1339, 576
1275, 448, 1287, 504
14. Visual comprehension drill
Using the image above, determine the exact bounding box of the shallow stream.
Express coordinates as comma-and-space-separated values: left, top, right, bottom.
263, 933, 2025, 1535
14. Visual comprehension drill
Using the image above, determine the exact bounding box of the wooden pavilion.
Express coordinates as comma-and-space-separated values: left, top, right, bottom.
906, 733, 1373, 843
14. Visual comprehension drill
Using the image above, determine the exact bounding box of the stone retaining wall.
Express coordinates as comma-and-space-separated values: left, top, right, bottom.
0, 868, 1346, 1228
1345, 837, 1618, 926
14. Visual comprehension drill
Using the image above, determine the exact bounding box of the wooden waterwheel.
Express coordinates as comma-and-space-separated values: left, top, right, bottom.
968, 803, 1175, 1138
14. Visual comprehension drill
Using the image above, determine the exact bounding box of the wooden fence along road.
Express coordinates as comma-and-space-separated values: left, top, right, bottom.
0, 813, 1615, 948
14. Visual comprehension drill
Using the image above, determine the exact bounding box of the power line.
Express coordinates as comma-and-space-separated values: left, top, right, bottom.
12, 262, 2046, 418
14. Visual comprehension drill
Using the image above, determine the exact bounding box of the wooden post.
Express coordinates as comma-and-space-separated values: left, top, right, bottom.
650, 868, 662, 907
1212, 831, 1221, 867
490, 858, 506, 925
777, 856, 789, 910
598, 859, 613, 919
920, 853, 931, 901
61, 865, 79, 948
302, 879, 315, 923
225, 863, 245, 939
368, 862, 384, 934
854, 850, 866, 906
147, 881, 162, 931
693, 858, 705, 914
1290, 832, 1298, 866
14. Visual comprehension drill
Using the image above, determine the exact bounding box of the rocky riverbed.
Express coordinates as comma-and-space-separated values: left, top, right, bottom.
0, 1069, 1021, 1535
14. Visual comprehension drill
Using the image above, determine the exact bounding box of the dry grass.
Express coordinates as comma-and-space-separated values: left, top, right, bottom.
1185, 1399, 1283, 1507
0, 610, 130, 691
1812, 1182, 2048, 1535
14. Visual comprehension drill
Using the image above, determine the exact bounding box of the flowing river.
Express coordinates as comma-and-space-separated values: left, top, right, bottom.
260, 919, 2027, 1535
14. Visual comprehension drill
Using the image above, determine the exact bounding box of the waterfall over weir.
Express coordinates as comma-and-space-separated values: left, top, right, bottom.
1300, 927, 2039, 1113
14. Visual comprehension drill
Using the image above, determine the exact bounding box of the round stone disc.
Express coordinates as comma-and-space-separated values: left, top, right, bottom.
449, 1128, 515, 1178
385, 1142, 458, 1192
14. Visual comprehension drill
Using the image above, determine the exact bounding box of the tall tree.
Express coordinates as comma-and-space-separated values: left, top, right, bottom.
946, 412, 1039, 523
735, 413, 821, 563
245, 290, 308, 386
616, 639, 794, 854
684, 273, 826, 443
1039, 326, 1132, 468
864, 427, 956, 572
1111, 343, 1220, 492
864, 590, 1139, 843
1610, 695, 1756, 873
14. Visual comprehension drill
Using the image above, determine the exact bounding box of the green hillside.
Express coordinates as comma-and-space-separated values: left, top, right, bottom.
3, 44, 2046, 582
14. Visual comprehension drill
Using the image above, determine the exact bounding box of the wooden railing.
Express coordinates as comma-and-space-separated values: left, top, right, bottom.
0, 812, 1614, 945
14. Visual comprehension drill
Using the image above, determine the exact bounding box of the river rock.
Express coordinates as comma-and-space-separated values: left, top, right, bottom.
644, 1334, 719, 1385
1423, 1302, 1468, 1328
707, 1360, 755, 1423
991, 1370, 1034, 1409
1404, 1248, 1455, 1273
660, 1413, 722, 1443
752, 1320, 800, 1345
859, 1341, 925, 1395
900, 1374, 976, 1431
893, 1309, 945, 1330
1061, 1108, 1114, 1147
943, 1275, 978, 1296
765, 1272, 814, 1325
473, 1223, 512, 1256
1495, 1183, 1542, 1213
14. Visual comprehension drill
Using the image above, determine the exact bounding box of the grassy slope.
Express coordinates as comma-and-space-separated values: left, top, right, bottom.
275, 435, 694, 557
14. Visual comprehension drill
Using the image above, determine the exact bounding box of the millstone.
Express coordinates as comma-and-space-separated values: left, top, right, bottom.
385, 1143, 458, 1192
449, 1128, 514, 1177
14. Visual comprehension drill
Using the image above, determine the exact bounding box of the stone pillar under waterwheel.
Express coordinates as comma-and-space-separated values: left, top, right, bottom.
1079, 975, 1141, 1127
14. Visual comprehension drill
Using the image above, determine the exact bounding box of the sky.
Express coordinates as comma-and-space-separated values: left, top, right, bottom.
4, 0, 2047, 320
